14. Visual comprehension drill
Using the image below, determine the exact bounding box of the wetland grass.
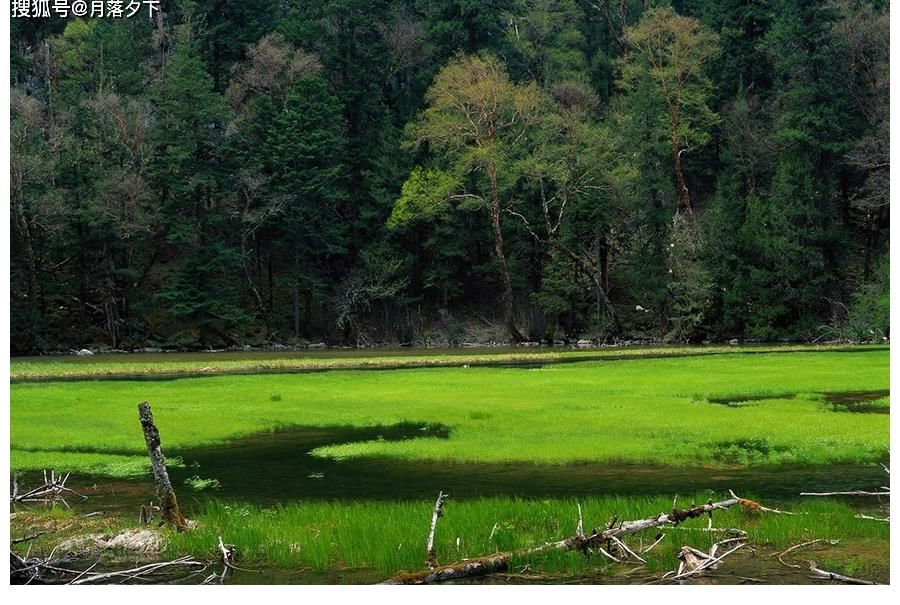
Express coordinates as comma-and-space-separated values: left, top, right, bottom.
10, 349, 889, 476
9, 348, 889, 583
161, 495, 889, 579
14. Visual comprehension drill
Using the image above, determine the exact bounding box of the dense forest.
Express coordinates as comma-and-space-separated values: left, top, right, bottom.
10, 0, 889, 353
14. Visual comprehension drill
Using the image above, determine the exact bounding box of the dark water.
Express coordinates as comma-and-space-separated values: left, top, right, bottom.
40, 423, 888, 517
708, 390, 890, 414
14, 424, 890, 585
171, 425, 890, 506
825, 390, 891, 414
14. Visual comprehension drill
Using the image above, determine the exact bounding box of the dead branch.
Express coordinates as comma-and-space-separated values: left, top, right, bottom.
387, 490, 774, 584
216, 535, 258, 575
729, 489, 797, 514
608, 535, 645, 563
666, 541, 747, 581
772, 539, 840, 569
69, 556, 206, 584
808, 561, 877, 585
640, 533, 666, 555
596, 546, 623, 563
11, 470, 87, 508
11, 548, 205, 585
426, 491, 447, 569
11, 532, 47, 546
801, 490, 889, 497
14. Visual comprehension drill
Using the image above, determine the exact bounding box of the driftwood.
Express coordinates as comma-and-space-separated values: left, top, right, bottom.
808, 561, 877, 585
801, 490, 888, 497
138, 402, 188, 531
11, 547, 205, 585
802, 464, 890, 499
69, 556, 206, 585
386, 491, 770, 584
772, 539, 840, 569
663, 538, 747, 581
10, 470, 87, 508
426, 491, 447, 569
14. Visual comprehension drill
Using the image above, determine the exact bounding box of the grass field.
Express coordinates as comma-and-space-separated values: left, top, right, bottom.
9, 347, 889, 477
161, 495, 887, 578
12, 492, 888, 583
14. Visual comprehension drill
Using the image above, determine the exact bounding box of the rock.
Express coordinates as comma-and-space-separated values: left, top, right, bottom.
76, 348, 94, 356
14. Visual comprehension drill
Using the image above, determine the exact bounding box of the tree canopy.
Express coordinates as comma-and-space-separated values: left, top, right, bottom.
9, 0, 889, 352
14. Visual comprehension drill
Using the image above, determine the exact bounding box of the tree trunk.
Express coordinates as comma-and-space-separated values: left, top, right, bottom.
137, 402, 187, 531
11, 191, 40, 313
487, 162, 523, 342
673, 146, 691, 212
293, 282, 301, 339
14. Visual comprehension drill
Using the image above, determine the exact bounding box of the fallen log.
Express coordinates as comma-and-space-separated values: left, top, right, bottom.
808, 561, 877, 585
138, 402, 188, 531
386, 492, 766, 584
801, 490, 889, 497
390, 553, 510, 584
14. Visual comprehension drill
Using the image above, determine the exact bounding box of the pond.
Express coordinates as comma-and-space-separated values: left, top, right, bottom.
39, 423, 889, 515
12, 424, 889, 585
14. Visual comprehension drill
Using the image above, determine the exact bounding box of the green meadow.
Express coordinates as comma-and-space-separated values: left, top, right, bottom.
9, 347, 890, 582
10, 348, 889, 476
163, 495, 889, 580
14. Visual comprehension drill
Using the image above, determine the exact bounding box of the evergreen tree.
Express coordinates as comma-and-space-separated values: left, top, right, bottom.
151, 24, 248, 346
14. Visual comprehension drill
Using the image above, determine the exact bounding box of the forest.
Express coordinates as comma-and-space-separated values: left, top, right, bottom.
10, 0, 890, 353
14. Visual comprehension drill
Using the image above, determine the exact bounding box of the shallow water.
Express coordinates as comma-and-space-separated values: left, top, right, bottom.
14, 424, 889, 585
707, 390, 890, 414
32, 423, 888, 517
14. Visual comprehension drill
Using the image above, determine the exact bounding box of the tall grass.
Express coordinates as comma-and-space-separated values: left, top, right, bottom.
165, 494, 889, 577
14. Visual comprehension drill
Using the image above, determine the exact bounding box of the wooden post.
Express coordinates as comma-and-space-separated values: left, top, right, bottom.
426, 491, 447, 569
138, 402, 187, 531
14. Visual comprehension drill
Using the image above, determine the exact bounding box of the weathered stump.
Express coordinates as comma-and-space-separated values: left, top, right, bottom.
138, 402, 188, 531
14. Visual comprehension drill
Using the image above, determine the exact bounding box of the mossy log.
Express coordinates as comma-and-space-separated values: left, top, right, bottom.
138, 402, 188, 531
386, 495, 752, 584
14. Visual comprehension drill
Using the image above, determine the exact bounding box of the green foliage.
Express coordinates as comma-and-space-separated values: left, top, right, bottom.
389, 168, 461, 227
163, 495, 887, 577
8, 1, 890, 350
184, 475, 222, 491
837, 255, 890, 342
